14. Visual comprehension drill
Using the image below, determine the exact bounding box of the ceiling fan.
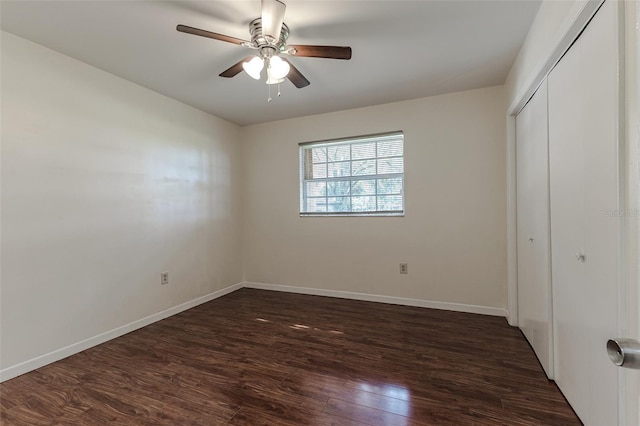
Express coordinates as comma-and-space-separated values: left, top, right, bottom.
176, 0, 352, 91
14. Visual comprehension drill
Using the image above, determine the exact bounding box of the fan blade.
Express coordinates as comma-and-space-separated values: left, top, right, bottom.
262, 0, 286, 42
176, 24, 248, 45
288, 45, 352, 60
282, 58, 310, 88
219, 57, 254, 78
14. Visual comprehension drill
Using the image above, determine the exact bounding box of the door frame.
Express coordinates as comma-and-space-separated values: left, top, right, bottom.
622, 1, 640, 424
506, 0, 639, 423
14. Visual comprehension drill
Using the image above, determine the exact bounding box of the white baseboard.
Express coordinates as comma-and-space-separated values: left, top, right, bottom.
0, 282, 243, 383
242, 281, 507, 317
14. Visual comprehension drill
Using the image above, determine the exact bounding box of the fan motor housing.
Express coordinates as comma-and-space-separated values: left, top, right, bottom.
249, 18, 290, 52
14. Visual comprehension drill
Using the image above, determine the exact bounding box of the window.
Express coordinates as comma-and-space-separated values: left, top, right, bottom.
299, 131, 404, 216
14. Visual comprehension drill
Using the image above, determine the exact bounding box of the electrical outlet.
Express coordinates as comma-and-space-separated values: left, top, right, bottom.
161, 272, 169, 285
399, 263, 408, 274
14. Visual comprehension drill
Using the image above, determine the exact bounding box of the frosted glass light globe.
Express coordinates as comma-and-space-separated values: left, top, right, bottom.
242, 56, 264, 80
268, 56, 290, 80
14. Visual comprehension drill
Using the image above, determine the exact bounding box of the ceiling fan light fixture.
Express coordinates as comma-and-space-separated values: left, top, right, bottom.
242, 56, 264, 80
268, 56, 290, 79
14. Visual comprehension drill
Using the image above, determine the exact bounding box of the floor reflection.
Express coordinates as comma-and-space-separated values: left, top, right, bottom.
356, 382, 412, 417
304, 374, 413, 425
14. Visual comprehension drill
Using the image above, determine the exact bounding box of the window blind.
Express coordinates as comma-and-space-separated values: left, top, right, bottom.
299, 131, 404, 216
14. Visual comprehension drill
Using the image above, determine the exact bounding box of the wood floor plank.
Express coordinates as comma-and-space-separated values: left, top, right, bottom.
0, 288, 581, 424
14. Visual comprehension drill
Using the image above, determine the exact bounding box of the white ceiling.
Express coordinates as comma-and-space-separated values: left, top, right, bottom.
0, 0, 540, 126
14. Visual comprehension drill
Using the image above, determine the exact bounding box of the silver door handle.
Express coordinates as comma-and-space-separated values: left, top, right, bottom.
607, 338, 640, 369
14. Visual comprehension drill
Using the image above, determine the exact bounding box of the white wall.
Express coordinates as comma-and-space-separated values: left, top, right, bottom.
242, 86, 507, 310
0, 32, 243, 375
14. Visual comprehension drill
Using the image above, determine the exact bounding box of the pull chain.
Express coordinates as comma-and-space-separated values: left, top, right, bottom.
267, 58, 272, 102
277, 83, 281, 97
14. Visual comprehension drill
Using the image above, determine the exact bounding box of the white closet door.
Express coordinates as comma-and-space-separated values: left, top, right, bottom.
548, 1, 620, 424
516, 80, 553, 378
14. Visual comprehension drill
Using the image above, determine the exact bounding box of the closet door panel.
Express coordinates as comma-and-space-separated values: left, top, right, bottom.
516, 80, 553, 377
548, 1, 620, 423
548, 32, 588, 417
579, 2, 620, 423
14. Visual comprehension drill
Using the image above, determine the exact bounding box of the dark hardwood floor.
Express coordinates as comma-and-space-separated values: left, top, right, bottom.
0, 288, 580, 425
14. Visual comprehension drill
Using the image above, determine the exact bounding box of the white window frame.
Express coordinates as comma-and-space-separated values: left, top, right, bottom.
299, 131, 405, 216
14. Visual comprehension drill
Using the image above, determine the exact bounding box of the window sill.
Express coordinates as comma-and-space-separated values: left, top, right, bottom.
299, 212, 404, 218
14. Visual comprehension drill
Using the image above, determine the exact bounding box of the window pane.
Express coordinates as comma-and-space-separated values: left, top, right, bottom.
306, 197, 327, 213
377, 177, 403, 195
378, 195, 403, 211
312, 163, 327, 179
352, 159, 376, 176
352, 180, 376, 196
328, 197, 351, 212
299, 132, 404, 215
328, 161, 351, 178
352, 196, 377, 211
312, 147, 327, 163
377, 140, 403, 157
328, 180, 350, 196
327, 144, 350, 162
306, 181, 326, 197
352, 142, 376, 160
377, 157, 403, 174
